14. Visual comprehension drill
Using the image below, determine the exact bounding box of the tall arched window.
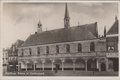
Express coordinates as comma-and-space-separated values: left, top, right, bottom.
29, 48, 32, 56
56, 45, 59, 53
90, 42, 95, 52
37, 47, 40, 55
78, 43, 82, 52
46, 46, 49, 54
66, 44, 70, 53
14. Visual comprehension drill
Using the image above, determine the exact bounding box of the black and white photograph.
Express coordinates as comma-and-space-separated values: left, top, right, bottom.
1, 0, 119, 77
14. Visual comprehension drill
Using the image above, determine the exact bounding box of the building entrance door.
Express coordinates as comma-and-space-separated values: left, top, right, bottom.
55, 64, 60, 73
55, 64, 60, 69
101, 63, 106, 71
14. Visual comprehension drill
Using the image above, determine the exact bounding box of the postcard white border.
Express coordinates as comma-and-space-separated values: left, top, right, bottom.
0, 0, 120, 80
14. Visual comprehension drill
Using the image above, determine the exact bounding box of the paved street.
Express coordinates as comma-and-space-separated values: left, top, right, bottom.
4, 70, 118, 76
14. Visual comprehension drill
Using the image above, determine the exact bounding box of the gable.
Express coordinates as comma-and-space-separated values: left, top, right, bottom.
107, 20, 118, 35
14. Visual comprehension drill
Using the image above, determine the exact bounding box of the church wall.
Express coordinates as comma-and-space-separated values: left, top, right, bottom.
81, 41, 90, 52
18, 39, 109, 71
18, 39, 106, 57
49, 45, 56, 54
24, 49, 29, 56
95, 41, 106, 52
31, 47, 37, 56
70, 43, 77, 53
42, 46, 47, 55
59, 44, 66, 54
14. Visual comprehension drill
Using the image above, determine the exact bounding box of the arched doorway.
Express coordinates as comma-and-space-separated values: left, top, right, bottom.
75, 58, 85, 70
64, 59, 73, 70
101, 63, 106, 71
87, 58, 97, 71
44, 59, 52, 70
20, 61, 26, 71
54, 59, 61, 70
35, 61, 42, 70
109, 58, 118, 71
26, 61, 34, 70
113, 58, 118, 71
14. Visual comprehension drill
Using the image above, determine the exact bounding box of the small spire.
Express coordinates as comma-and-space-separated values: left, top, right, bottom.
64, 3, 70, 29
37, 19, 42, 33
104, 26, 106, 37
38, 20, 42, 28
64, 3, 70, 18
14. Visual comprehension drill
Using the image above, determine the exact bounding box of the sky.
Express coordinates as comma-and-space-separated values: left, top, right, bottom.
1, 2, 118, 49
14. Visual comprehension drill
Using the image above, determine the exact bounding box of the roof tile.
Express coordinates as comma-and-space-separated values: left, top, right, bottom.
107, 20, 118, 35
22, 22, 98, 47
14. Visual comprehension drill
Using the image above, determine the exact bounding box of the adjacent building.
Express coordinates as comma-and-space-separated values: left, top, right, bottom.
3, 48, 9, 73
106, 16, 119, 71
7, 40, 24, 72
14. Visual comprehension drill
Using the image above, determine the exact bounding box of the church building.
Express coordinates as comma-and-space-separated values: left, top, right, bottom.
17, 4, 118, 72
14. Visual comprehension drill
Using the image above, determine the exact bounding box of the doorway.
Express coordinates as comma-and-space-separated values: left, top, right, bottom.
87, 59, 97, 71
101, 63, 106, 71
55, 64, 60, 73
55, 64, 60, 70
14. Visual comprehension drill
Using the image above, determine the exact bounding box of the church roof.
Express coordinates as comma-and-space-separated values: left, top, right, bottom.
15, 40, 24, 48
10, 40, 24, 50
107, 19, 118, 35
21, 22, 98, 47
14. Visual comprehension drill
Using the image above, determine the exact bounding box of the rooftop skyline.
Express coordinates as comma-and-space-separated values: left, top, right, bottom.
1, 2, 118, 48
